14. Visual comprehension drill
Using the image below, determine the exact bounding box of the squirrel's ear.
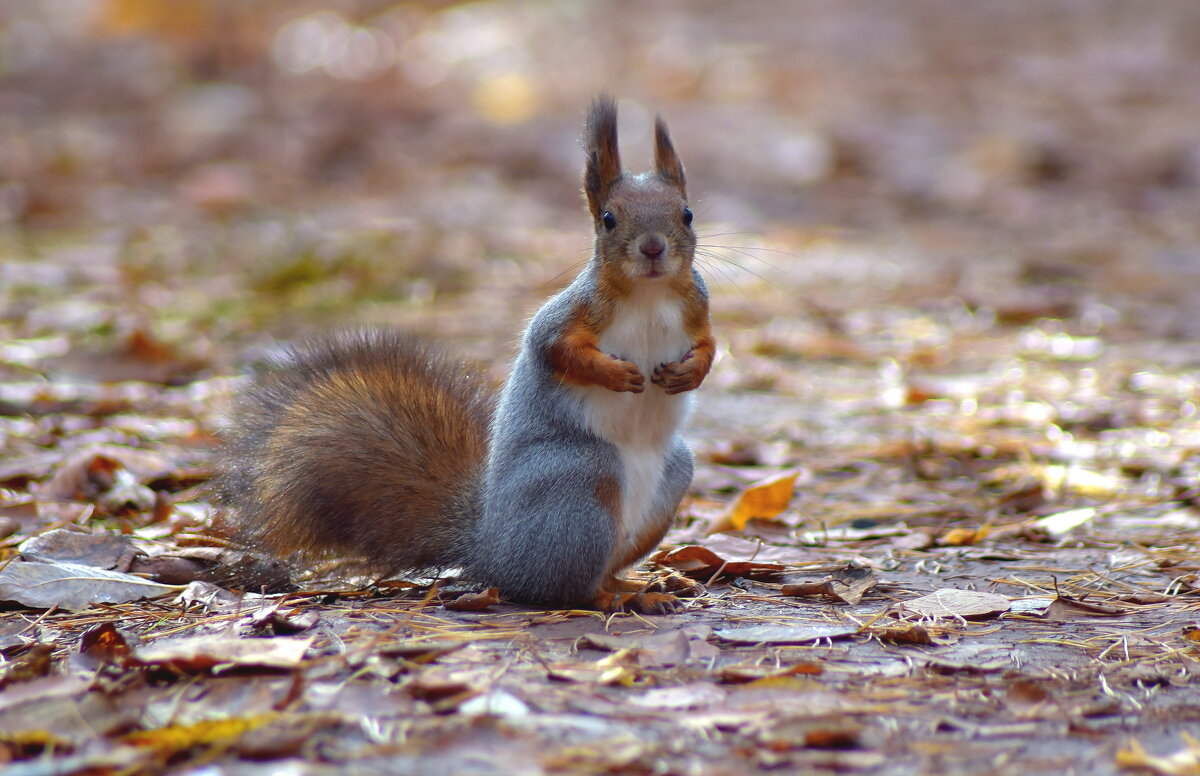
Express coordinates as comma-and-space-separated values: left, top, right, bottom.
653, 116, 686, 195
584, 95, 621, 219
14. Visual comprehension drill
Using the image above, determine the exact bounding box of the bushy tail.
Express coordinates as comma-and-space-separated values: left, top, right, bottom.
219, 330, 494, 577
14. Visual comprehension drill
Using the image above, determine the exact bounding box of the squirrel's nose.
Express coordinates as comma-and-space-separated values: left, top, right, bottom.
639, 237, 665, 260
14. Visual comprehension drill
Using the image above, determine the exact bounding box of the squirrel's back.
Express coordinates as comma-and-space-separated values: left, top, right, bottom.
220, 330, 494, 575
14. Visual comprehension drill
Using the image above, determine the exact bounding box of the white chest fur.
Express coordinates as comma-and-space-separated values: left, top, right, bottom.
576, 286, 694, 541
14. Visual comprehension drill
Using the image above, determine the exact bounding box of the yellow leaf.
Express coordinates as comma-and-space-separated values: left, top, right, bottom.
744, 675, 821, 691
122, 713, 279, 751
1116, 734, 1200, 775
940, 524, 990, 546
708, 470, 800, 534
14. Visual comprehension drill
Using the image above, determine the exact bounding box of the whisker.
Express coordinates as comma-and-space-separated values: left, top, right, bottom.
695, 246, 781, 275
694, 250, 770, 284
692, 257, 759, 302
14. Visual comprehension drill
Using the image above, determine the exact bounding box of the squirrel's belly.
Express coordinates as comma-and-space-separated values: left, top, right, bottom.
578, 387, 691, 546
581, 292, 694, 540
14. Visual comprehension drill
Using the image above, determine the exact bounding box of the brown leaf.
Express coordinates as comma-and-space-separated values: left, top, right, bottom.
0, 644, 54, 689
650, 545, 786, 581
780, 565, 877, 605
870, 622, 936, 645
444, 587, 500, 611
36, 445, 173, 501
1043, 595, 1131, 620
77, 622, 138, 668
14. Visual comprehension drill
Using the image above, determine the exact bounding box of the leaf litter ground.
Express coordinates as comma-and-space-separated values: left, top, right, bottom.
3, 2, 1200, 774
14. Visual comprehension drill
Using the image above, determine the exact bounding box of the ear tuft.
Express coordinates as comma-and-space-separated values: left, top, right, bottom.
653, 116, 686, 195
583, 94, 622, 218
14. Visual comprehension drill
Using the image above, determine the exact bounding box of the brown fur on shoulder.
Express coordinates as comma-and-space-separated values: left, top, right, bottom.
546, 301, 645, 393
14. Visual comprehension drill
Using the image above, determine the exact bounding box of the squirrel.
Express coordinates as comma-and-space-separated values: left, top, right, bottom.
220, 96, 715, 613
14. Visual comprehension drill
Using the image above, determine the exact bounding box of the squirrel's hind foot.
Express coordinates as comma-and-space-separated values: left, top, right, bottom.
593, 589, 684, 615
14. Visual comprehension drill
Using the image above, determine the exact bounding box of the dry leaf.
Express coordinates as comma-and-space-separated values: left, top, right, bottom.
870, 623, 936, 645
897, 589, 1011, 620
1034, 466, 1123, 498
650, 545, 786, 581
780, 565, 877, 604
18, 528, 135, 569
121, 713, 281, 751
718, 663, 823, 683
630, 683, 726, 710
1116, 733, 1200, 775
132, 636, 314, 671
0, 560, 182, 611
712, 624, 858, 645
939, 523, 990, 546
1043, 594, 1131, 620
444, 587, 500, 611
0, 644, 54, 689
707, 470, 801, 534
1029, 507, 1098, 538
77, 622, 138, 668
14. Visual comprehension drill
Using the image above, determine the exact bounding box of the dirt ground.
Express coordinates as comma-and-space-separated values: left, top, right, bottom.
1, 2, 1199, 774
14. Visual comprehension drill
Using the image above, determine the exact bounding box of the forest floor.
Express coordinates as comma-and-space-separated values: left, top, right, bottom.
2, 2, 1200, 774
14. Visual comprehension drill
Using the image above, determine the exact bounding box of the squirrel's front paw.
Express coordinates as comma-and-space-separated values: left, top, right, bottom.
605, 356, 645, 393
651, 352, 707, 395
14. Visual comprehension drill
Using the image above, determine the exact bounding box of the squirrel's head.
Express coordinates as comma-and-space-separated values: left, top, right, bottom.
583, 95, 695, 288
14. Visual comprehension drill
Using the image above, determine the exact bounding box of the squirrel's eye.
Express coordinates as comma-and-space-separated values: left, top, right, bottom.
602, 211, 616, 230
682, 206, 693, 226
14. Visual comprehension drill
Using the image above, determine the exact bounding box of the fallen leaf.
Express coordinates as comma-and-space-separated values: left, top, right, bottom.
938, 523, 991, 546
238, 601, 320, 636
0, 644, 54, 689
77, 622, 138, 668
629, 683, 726, 710
445, 587, 500, 611
1116, 733, 1200, 775
897, 589, 1011, 620
0, 560, 182, 611
36, 445, 174, 501
780, 565, 877, 604
718, 663, 823, 683
19, 528, 136, 569
1034, 466, 1122, 498
707, 470, 801, 534
121, 712, 281, 751
712, 624, 858, 645
131, 635, 314, 671
1043, 594, 1131, 620
459, 689, 531, 718
1029, 507, 1098, 539
650, 545, 786, 581
869, 622, 936, 645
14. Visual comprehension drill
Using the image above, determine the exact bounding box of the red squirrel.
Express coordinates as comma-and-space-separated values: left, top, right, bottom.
221, 96, 714, 613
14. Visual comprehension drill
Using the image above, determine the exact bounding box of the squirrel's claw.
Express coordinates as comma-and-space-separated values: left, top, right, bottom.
593, 590, 683, 615
609, 357, 645, 393
651, 357, 703, 394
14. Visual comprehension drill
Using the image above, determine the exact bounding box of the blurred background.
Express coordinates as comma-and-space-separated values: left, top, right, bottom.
2, 0, 1200, 389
